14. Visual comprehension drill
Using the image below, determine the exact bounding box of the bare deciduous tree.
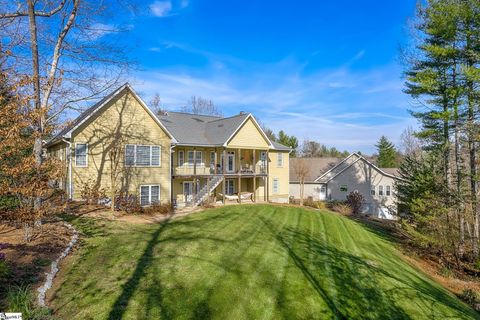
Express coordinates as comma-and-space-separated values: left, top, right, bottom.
400, 127, 422, 159
0, 0, 133, 210
293, 158, 310, 206
181, 96, 222, 117
150, 92, 167, 116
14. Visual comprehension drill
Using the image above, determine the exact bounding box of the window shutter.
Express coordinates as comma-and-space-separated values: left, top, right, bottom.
125, 145, 135, 166
152, 146, 160, 166
151, 186, 160, 204
136, 146, 150, 166
140, 186, 150, 206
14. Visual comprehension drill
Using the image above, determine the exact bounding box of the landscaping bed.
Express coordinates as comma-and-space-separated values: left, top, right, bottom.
0, 218, 73, 311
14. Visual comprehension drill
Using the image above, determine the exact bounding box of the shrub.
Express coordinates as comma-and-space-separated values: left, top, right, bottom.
143, 202, 174, 215
5, 285, 53, 319
303, 199, 327, 210
331, 203, 353, 215
439, 266, 454, 278
0, 195, 20, 211
0, 259, 11, 282
346, 191, 365, 215
115, 194, 142, 214
459, 288, 480, 311
80, 179, 106, 205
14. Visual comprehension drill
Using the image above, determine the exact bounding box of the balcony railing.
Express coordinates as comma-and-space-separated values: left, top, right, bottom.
174, 164, 267, 176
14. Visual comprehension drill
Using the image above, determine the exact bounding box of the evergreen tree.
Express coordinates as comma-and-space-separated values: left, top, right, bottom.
375, 136, 397, 168
277, 130, 299, 157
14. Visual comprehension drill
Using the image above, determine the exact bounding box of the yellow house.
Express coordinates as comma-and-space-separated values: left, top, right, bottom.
46, 83, 291, 208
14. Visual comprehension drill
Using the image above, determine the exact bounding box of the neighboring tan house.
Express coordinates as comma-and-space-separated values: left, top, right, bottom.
46, 83, 291, 208
290, 153, 400, 219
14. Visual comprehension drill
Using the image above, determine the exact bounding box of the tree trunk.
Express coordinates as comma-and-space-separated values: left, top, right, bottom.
300, 180, 304, 206
27, 0, 44, 213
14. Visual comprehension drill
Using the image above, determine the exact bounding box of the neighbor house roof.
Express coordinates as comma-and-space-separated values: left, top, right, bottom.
315, 152, 401, 183
289, 157, 343, 182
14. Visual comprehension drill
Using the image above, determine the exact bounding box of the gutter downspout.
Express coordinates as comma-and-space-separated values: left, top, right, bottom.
170, 144, 175, 206
62, 139, 73, 201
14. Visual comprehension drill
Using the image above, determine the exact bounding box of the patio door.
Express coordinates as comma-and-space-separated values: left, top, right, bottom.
183, 182, 194, 203
225, 179, 235, 195
227, 152, 235, 173
260, 151, 267, 173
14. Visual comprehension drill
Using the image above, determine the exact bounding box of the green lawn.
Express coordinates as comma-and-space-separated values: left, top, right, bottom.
50, 205, 478, 319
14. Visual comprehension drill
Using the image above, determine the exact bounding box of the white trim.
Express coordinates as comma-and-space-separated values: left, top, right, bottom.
314, 153, 359, 182
64, 83, 176, 142
223, 114, 275, 149
74, 143, 88, 168
226, 151, 235, 173
178, 150, 185, 166
139, 184, 161, 206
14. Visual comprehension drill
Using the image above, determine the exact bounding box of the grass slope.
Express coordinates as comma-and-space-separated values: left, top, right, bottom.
50, 205, 478, 319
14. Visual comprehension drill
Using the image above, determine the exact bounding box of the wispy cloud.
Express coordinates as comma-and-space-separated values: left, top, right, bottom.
150, 1, 173, 17
131, 45, 412, 153
149, 0, 189, 17
86, 23, 126, 40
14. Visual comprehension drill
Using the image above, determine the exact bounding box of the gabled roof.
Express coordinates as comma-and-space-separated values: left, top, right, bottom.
314, 152, 400, 183
290, 157, 343, 182
158, 111, 285, 150
46, 83, 175, 146
46, 83, 289, 151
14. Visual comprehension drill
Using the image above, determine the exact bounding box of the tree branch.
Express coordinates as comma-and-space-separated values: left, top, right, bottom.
0, 0, 67, 18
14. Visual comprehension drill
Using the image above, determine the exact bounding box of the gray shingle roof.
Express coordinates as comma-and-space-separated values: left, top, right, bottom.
290, 157, 343, 182
157, 112, 249, 146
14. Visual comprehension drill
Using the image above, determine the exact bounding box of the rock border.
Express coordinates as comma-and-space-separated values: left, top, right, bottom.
37, 222, 78, 307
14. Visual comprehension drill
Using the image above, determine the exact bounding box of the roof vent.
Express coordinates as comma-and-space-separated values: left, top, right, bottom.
239, 111, 246, 115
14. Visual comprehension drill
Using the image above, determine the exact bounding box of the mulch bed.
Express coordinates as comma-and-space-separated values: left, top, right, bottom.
0, 217, 73, 305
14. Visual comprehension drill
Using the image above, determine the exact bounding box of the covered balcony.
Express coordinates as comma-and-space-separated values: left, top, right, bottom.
173, 148, 268, 177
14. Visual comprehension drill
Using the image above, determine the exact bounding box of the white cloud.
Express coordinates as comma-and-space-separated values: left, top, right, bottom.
150, 1, 172, 17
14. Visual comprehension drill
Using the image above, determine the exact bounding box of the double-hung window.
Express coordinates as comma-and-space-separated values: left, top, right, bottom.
371, 185, 375, 196
75, 143, 88, 167
386, 185, 391, 196
140, 185, 160, 206
125, 145, 161, 167
187, 150, 203, 166
276, 153, 283, 167
273, 178, 279, 194
178, 150, 185, 166
210, 151, 216, 167
379, 185, 384, 196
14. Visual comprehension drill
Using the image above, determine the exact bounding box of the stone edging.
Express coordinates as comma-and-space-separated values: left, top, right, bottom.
37, 222, 78, 307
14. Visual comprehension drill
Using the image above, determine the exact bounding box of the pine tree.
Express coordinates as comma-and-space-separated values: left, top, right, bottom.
375, 136, 397, 168
277, 130, 299, 157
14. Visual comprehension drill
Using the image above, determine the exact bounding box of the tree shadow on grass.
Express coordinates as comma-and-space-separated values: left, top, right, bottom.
258, 216, 478, 320
107, 218, 172, 320
106, 211, 239, 320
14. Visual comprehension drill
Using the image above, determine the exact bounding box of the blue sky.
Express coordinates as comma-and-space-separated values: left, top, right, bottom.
103, 0, 419, 153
